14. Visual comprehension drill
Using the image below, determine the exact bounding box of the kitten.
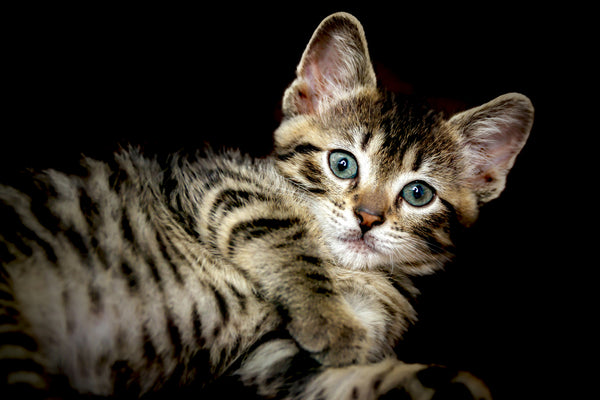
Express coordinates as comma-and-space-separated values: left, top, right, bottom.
0, 12, 532, 399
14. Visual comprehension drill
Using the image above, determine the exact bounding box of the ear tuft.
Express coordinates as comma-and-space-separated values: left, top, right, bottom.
448, 93, 534, 204
282, 12, 377, 117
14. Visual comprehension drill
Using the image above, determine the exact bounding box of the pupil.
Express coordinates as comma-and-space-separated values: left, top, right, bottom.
412, 185, 422, 199
338, 159, 348, 171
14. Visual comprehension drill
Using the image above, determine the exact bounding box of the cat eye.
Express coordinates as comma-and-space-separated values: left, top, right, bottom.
400, 181, 435, 207
328, 151, 358, 179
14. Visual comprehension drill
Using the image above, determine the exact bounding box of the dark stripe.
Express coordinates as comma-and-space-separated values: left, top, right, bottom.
12, 228, 56, 264
424, 210, 450, 231
0, 358, 45, 375
438, 197, 461, 239
227, 337, 242, 366
0, 241, 16, 264
161, 171, 198, 238
0, 263, 9, 282
0, 202, 57, 263
23, 227, 57, 264
0, 203, 32, 257
0, 314, 19, 325
306, 272, 330, 282
392, 281, 418, 304
290, 229, 306, 241
92, 237, 110, 270
120, 210, 163, 287
167, 201, 198, 239
30, 194, 62, 236
212, 285, 230, 323
165, 311, 183, 358
0, 331, 38, 351
62, 290, 75, 334
64, 227, 88, 257
155, 231, 184, 284
108, 166, 128, 193
88, 283, 102, 313
161, 173, 179, 201
361, 130, 373, 150
8, 173, 62, 235
142, 326, 157, 363
286, 179, 326, 196
200, 168, 253, 193
0, 288, 14, 301
121, 211, 134, 243
307, 187, 326, 195
276, 143, 322, 161
287, 178, 304, 188
227, 282, 247, 313
298, 255, 321, 266
222, 324, 296, 382
192, 305, 205, 346
145, 257, 162, 287
237, 329, 292, 365
207, 190, 270, 245
79, 187, 99, 226
314, 286, 334, 296
228, 218, 299, 252
300, 160, 322, 185
120, 262, 138, 291
411, 148, 424, 172
439, 198, 457, 218
0, 305, 19, 319
412, 227, 448, 255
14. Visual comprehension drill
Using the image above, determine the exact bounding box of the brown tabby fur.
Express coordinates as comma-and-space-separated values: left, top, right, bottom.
0, 12, 532, 400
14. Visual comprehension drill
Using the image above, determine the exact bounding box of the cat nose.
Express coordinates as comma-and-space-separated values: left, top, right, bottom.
355, 206, 384, 233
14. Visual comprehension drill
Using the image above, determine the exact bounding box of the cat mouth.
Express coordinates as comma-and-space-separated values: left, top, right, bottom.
338, 236, 379, 254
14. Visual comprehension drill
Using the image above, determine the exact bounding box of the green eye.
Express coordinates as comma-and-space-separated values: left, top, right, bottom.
401, 181, 435, 207
329, 151, 358, 179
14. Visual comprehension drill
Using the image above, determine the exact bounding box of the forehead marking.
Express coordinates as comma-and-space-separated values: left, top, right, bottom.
361, 130, 373, 151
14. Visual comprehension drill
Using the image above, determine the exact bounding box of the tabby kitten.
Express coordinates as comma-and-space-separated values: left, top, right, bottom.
0, 12, 533, 400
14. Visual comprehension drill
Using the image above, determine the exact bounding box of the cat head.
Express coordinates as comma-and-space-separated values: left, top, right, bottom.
274, 13, 534, 274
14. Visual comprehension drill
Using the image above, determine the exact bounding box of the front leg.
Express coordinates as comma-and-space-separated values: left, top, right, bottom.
206, 203, 369, 367
228, 216, 371, 367
277, 264, 370, 367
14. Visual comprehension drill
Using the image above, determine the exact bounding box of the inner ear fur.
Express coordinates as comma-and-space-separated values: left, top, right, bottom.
282, 12, 377, 117
447, 92, 534, 205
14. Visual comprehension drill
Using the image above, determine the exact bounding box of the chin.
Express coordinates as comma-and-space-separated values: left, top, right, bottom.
329, 235, 447, 276
330, 237, 390, 270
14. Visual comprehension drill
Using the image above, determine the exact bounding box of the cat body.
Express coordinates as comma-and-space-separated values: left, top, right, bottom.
1, 12, 533, 399
1, 149, 411, 397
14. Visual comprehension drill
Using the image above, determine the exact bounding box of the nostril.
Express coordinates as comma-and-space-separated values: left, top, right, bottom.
355, 207, 384, 233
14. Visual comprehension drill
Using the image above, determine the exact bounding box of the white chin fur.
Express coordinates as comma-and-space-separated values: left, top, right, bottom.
329, 237, 390, 270
327, 230, 446, 275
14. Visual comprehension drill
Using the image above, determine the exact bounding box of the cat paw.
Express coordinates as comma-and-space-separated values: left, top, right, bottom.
312, 324, 370, 367
287, 311, 370, 367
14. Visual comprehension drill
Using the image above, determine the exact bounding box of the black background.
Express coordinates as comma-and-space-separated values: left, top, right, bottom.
3, 4, 591, 399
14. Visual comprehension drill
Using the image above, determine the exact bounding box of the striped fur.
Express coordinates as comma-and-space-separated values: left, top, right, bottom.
0, 150, 413, 398
0, 12, 532, 400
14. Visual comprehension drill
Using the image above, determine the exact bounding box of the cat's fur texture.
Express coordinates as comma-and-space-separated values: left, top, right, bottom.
0, 12, 533, 399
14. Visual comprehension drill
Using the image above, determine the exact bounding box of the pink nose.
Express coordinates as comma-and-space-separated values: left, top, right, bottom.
355, 207, 384, 233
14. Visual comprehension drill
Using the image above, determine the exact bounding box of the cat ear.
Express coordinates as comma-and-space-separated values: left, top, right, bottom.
448, 93, 534, 205
282, 12, 377, 117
